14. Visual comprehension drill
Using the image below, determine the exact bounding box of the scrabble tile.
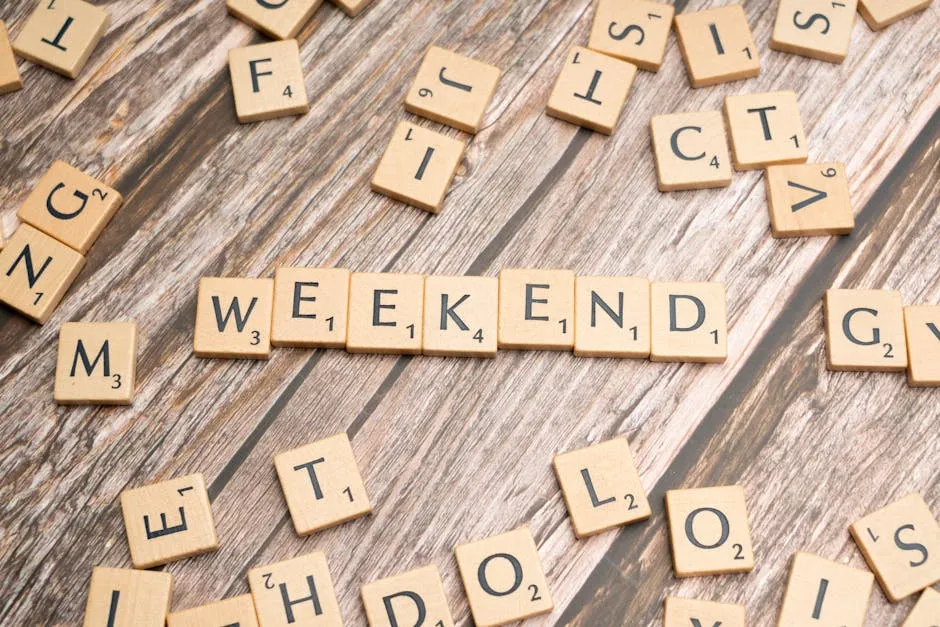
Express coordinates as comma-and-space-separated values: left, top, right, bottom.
330, 0, 373, 17
574, 276, 650, 358
167, 595, 259, 627
54, 322, 137, 405
405, 46, 501, 133
858, 0, 933, 30
770, 0, 858, 63
0, 224, 85, 324
765, 163, 854, 237
371, 121, 466, 213
194, 277, 274, 359
553, 437, 651, 538
650, 110, 732, 191
228, 39, 309, 123
545, 46, 637, 134
498, 268, 575, 350
360, 564, 454, 627
664, 596, 745, 627
849, 493, 940, 601
724, 91, 808, 171
119, 473, 218, 569
271, 267, 350, 348
274, 432, 371, 536
902, 588, 940, 627
17, 160, 123, 253
588, 0, 675, 71
346, 272, 424, 354
227, 0, 321, 40
777, 552, 874, 626
454, 527, 553, 626
82, 567, 173, 627
674, 5, 760, 88
824, 289, 908, 371
422, 275, 498, 357
904, 305, 940, 386
665, 485, 754, 577
650, 281, 727, 362
13, 0, 109, 79
249, 552, 342, 627
0, 21, 22, 94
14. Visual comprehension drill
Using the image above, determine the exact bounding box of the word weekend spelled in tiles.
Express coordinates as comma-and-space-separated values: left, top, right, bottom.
271, 267, 350, 348
546, 46, 636, 135
54, 322, 137, 405
274, 432, 371, 536
423, 275, 498, 357
83, 567, 173, 627
664, 597, 746, 627
405, 46, 501, 133
553, 437, 651, 538
194, 277, 274, 359
770, 0, 858, 63
249, 552, 343, 627
849, 493, 940, 601
903, 305, 940, 386
360, 564, 455, 627
650, 281, 727, 362
574, 275, 650, 357
372, 121, 466, 213
14, 0, 109, 79
498, 268, 575, 350
455, 527, 553, 626
167, 594, 259, 627
588, 0, 675, 72
902, 588, 940, 627
0, 21, 22, 94
650, 111, 733, 191
347, 272, 425, 354
724, 91, 808, 171
665, 485, 755, 577
765, 163, 854, 237
674, 5, 760, 88
227, 0, 322, 40
229, 40, 309, 123
858, 0, 934, 30
777, 552, 874, 627
824, 289, 908, 371
120, 473, 219, 569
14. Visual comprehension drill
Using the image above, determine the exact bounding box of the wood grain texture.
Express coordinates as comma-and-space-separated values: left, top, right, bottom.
0, 0, 937, 625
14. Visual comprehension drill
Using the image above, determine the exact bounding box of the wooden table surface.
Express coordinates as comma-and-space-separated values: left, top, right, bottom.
1, 0, 938, 625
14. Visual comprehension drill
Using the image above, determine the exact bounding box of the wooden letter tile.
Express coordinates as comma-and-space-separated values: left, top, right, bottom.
229, 39, 309, 123
227, 0, 321, 40
546, 46, 637, 134
0, 21, 23, 94
360, 564, 454, 627
724, 91, 808, 171
903, 305, 940, 386
650, 110, 732, 191
194, 277, 274, 359
770, 0, 858, 63
858, 0, 933, 30
454, 527, 553, 626
371, 121, 466, 213
674, 5, 760, 88
777, 552, 874, 626
588, 0, 675, 71
498, 268, 575, 350
766, 162, 854, 237
849, 493, 940, 601
405, 46, 501, 133
120, 473, 218, 569
665, 485, 754, 577
422, 275, 498, 357
17, 160, 123, 253
82, 567, 173, 627
347, 272, 424, 354
13, 0, 109, 79
824, 289, 907, 371
274, 432, 371, 536
168, 595, 258, 627
902, 588, 940, 627
664, 596, 746, 627
553, 436, 651, 538
249, 552, 342, 627
330, 0, 373, 17
271, 267, 350, 348
650, 281, 727, 362
0, 224, 85, 324
574, 276, 650, 357
55, 322, 137, 405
